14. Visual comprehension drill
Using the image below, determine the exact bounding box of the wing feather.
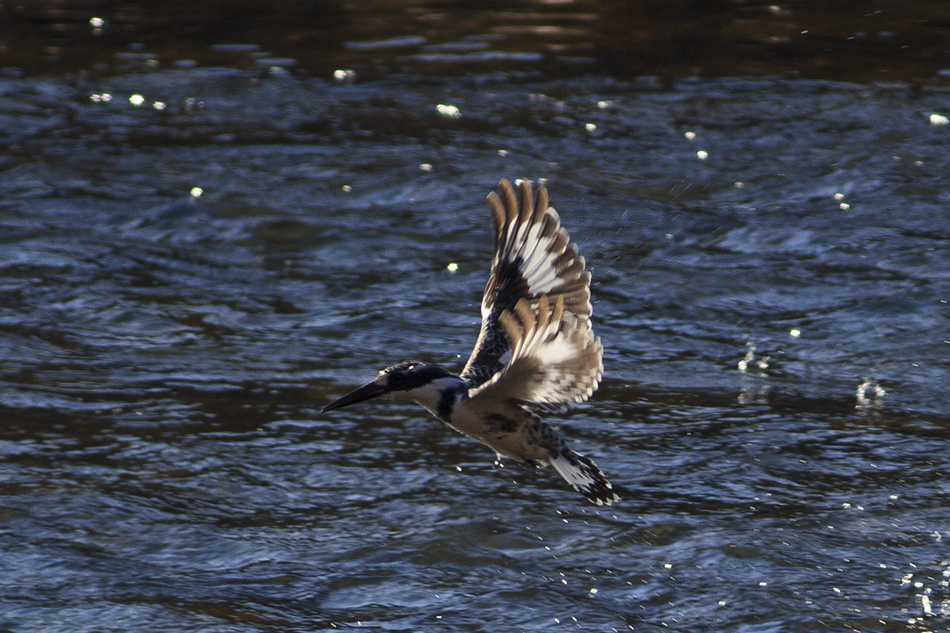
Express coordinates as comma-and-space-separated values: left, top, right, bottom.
460, 179, 594, 389
470, 295, 603, 412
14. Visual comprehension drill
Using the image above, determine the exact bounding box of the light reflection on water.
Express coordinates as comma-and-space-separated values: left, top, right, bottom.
1, 67, 949, 632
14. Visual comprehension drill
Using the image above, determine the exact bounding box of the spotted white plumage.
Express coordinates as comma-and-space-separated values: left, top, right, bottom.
468, 295, 603, 414
322, 179, 617, 505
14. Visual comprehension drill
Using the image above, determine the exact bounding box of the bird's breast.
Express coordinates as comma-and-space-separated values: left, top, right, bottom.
444, 400, 550, 463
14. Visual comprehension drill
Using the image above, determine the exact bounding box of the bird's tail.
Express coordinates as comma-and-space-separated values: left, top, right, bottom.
551, 449, 619, 506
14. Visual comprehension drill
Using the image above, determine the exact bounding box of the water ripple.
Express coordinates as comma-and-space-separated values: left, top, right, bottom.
1, 67, 949, 632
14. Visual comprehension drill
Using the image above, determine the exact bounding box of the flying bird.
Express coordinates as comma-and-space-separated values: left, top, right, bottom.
322, 179, 617, 505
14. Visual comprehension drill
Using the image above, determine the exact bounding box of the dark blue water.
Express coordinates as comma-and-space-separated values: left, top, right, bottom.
3, 4, 950, 632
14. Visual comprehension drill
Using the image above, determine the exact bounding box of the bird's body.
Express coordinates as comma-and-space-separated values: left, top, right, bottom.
323, 179, 618, 505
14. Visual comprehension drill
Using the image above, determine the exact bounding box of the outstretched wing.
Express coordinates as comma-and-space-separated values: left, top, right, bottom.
459, 179, 593, 389
467, 295, 603, 413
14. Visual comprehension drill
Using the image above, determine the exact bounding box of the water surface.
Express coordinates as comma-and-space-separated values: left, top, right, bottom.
2, 3, 950, 632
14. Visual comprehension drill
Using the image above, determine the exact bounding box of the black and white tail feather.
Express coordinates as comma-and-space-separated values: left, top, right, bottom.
322, 179, 618, 506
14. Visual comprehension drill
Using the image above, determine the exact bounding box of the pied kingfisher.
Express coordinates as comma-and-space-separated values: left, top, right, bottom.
322, 179, 617, 505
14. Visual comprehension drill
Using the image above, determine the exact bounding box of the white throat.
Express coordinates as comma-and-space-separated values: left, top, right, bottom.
406, 376, 467, 417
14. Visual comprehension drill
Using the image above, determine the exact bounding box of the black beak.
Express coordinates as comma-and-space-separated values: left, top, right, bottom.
321, 380, 389, 412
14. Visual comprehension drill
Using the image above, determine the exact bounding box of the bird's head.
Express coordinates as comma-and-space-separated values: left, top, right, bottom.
321, 361, 458, 412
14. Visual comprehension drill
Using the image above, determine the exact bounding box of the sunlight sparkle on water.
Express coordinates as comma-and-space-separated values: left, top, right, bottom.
89, 16, 105, 35
436, 104, 461, 118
